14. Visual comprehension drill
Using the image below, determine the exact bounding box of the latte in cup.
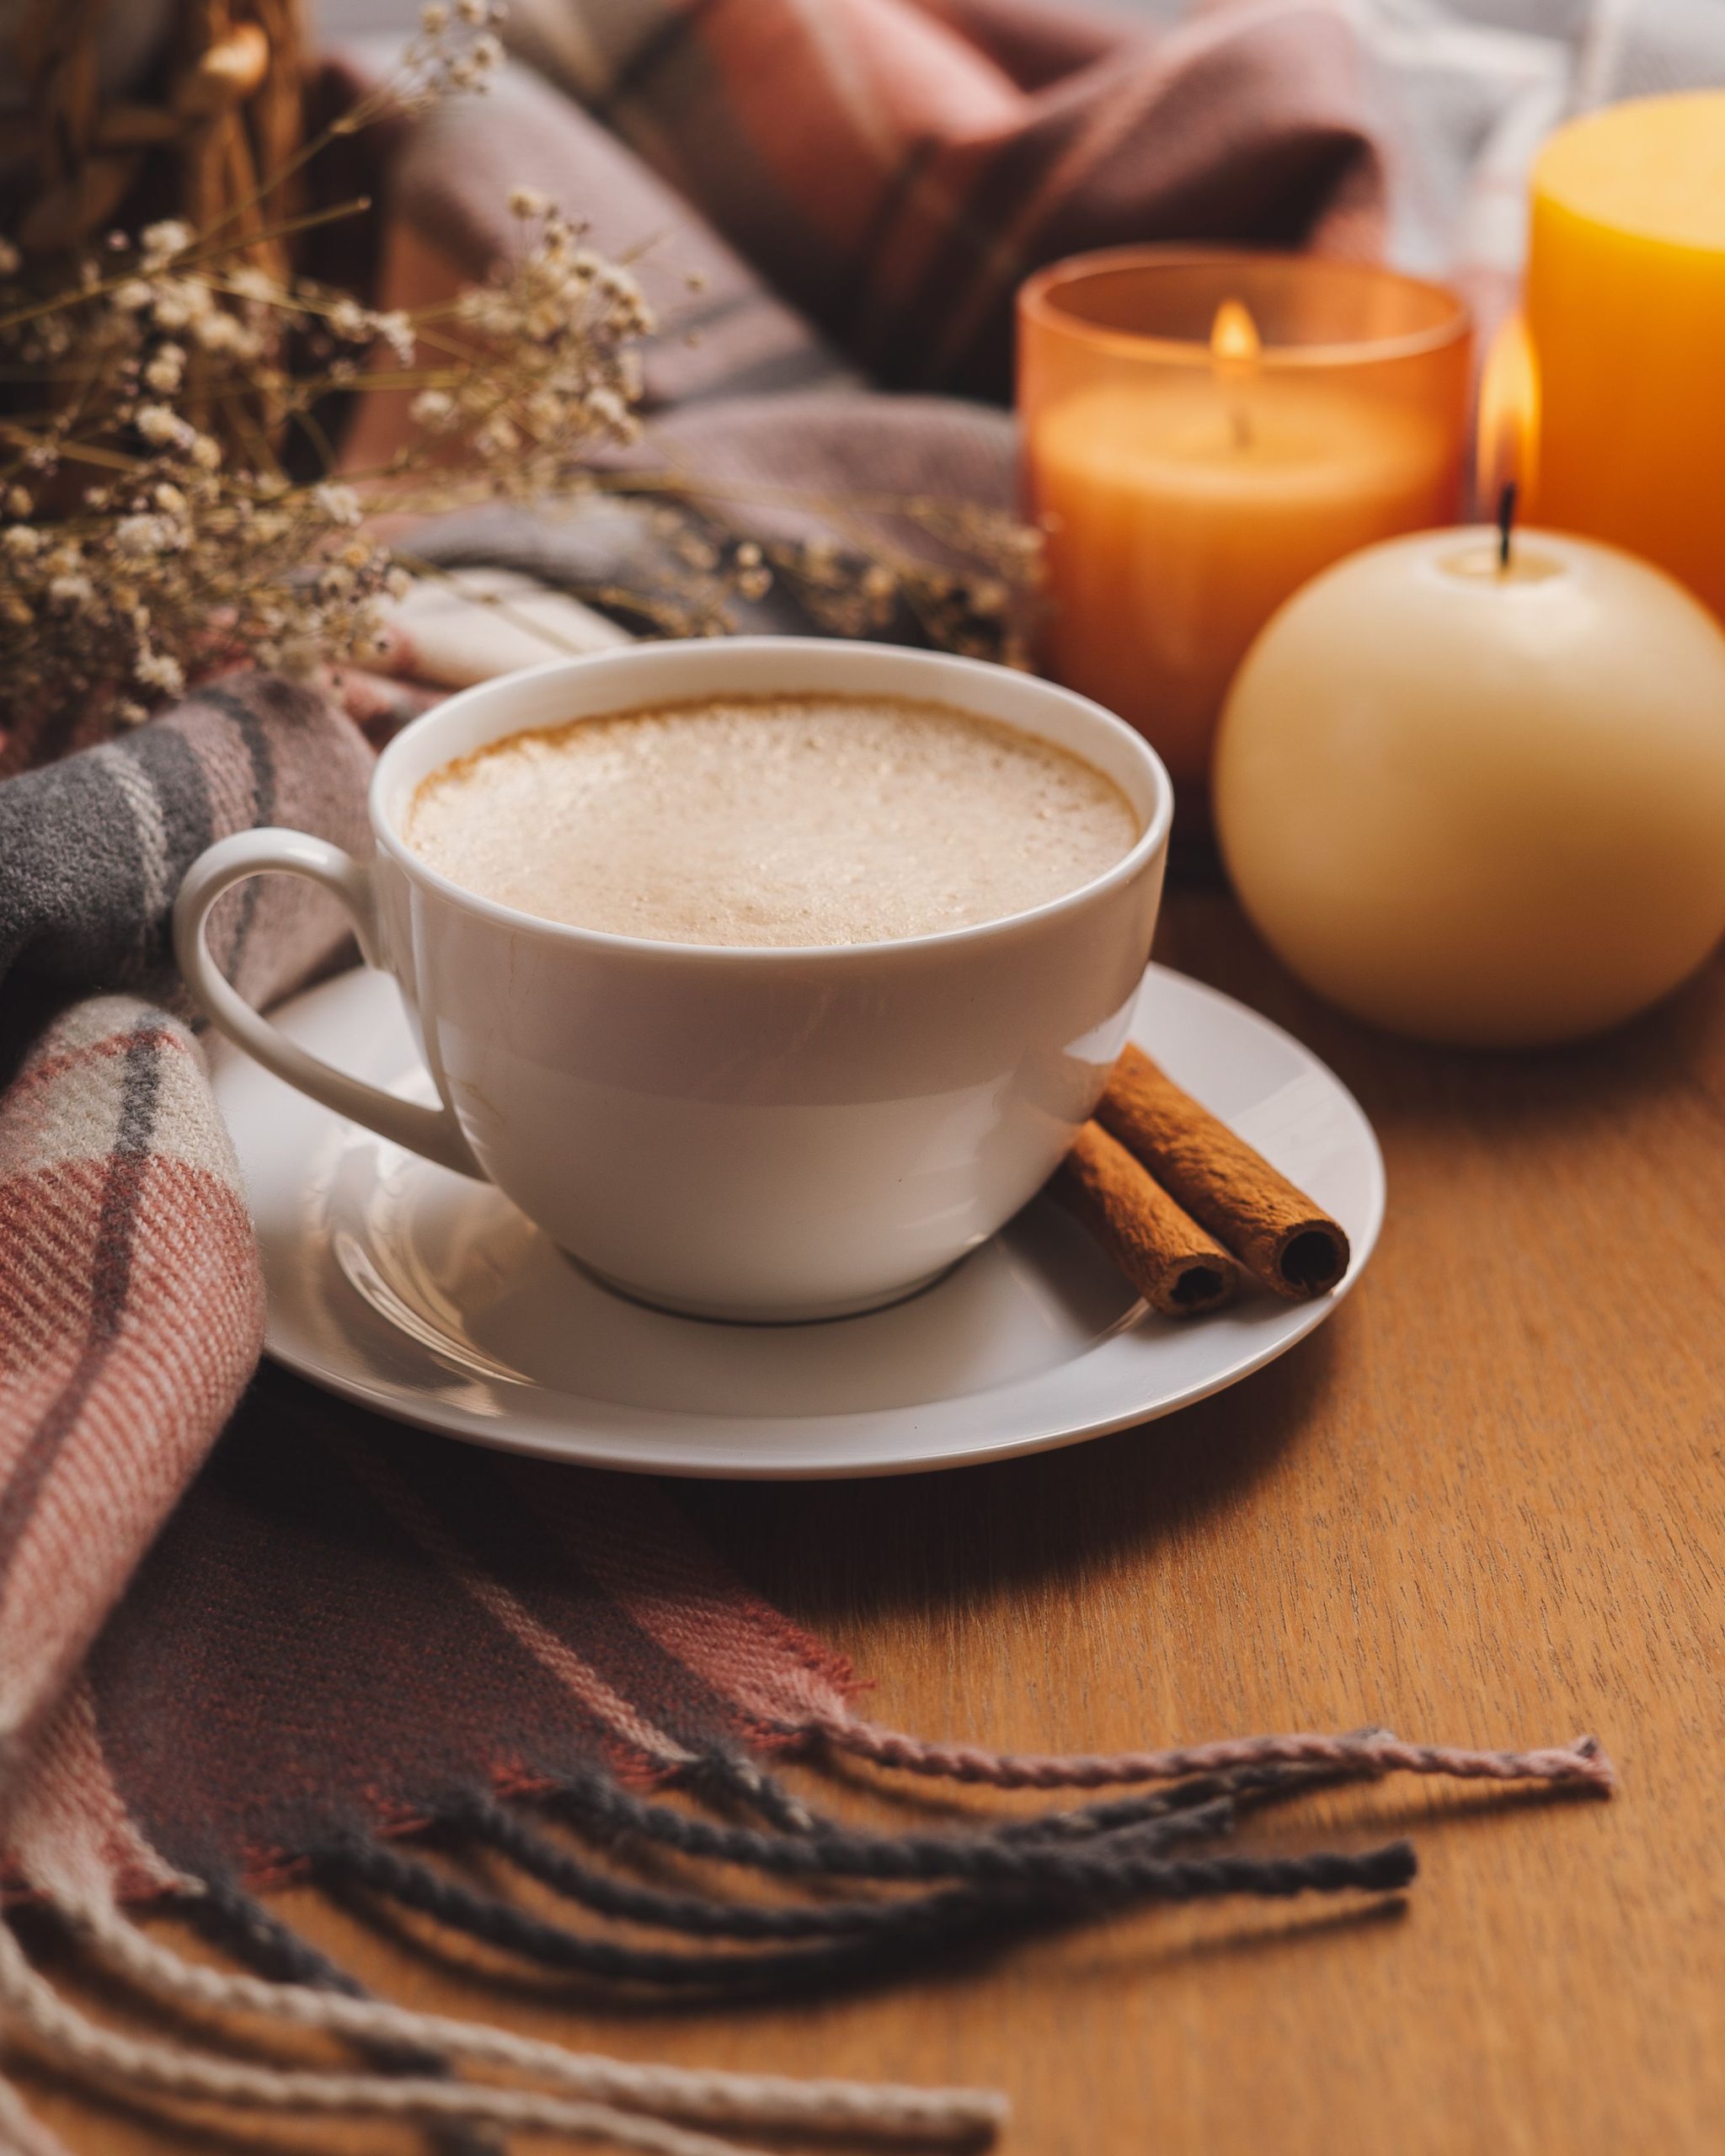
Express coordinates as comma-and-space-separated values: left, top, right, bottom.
176, 640, 1171, 1319
404, 693, 1139, 948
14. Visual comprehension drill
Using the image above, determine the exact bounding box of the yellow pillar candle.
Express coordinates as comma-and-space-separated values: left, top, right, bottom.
1018, 251, 1470, 793
1526, 91, 1725, 617
1214, 526, 1725, 1048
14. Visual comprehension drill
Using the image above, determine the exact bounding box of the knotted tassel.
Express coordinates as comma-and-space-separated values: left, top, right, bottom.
318, 1817, 1416, 1998
804, 1717, 1616, 1795
40, 1894, 1011, 2147
183, 1883, 499, 2156
0, 1918, 763, 2156
446, 1783, 1242, 1945
0, 2071, 72, 2156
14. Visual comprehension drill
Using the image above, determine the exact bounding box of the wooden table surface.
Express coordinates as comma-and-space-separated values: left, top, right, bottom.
19, 884, 1725, 2155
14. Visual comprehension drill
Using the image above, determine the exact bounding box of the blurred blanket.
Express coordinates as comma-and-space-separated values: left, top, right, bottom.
503, 0, 1387, 399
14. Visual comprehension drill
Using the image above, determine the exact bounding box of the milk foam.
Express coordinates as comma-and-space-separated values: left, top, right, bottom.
405, 694, 1139, 948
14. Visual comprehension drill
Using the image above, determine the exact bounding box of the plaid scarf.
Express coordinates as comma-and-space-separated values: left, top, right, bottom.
0, 14, 1610, 2153
503, 0, 1388, 400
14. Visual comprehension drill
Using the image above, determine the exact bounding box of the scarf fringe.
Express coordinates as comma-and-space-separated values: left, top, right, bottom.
0, 1913, 761, 2156
0, 2069, 72, 2156
448, 1781, 1244, 1938
807, 1716, 1618, 1794
535, 1748, 1406, 1888
179, 1881, 503, 2156
0, 1904, 1007, 2154
0, 1725, 1613, 2151
317, 1820, 1418, 1998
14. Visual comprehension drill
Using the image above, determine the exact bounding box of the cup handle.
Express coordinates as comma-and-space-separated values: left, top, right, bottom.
174, 828, 483, 1178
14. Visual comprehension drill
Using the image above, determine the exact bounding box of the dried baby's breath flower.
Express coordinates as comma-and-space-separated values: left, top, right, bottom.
390, 0, 509, 114
114, 515, 177, 556
375, 311, 416, 364
143, 344, 186, 393
139, 221, 194, 267
191, 309, 261, 358
410, 388, 457, 430
326, 298, 372, 344
0, 15, 1033, 751
312, 484, 363, 527
134, 650, 184, 694
134, 405, 186, 447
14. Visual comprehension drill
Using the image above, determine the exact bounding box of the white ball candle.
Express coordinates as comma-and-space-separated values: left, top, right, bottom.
1213, 526, 1725, 1047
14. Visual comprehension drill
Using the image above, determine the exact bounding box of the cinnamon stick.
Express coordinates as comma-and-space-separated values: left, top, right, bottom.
1053, 1122, 1240, 1318
1096, 1044, 1350, 1300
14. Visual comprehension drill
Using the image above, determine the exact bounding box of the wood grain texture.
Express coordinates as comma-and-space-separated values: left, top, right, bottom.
18, 885, 1725, 2154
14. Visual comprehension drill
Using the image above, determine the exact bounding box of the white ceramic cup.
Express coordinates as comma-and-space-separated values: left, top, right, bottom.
174, 638, 1172, 1321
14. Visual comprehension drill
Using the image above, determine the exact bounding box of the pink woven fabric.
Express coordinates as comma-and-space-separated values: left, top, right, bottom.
0, 674, 373, 1784
505, 0, 1389, 399
0, 1004, 259, 1783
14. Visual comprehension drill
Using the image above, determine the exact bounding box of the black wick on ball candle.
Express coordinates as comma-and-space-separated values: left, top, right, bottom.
1497, 480, 1518, 572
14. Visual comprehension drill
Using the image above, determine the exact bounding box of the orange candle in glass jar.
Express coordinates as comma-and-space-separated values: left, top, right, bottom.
1017, 251, 1471, 793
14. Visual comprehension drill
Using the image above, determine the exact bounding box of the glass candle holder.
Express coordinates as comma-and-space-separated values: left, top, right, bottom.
1017, 249, 1471, 795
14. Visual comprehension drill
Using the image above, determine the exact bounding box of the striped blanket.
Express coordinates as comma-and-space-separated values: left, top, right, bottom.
504, 0, 1388, 400
0, 12, 1610, 2152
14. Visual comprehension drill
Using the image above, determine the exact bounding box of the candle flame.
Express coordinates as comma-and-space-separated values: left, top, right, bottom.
1477, 312, 1541, 510
1210, 299, 1262, 377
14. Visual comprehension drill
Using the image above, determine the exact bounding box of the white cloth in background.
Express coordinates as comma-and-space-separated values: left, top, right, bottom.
1071, 0, 1725, 310
381, 567, 629, 687
1366, 0, 1725, 329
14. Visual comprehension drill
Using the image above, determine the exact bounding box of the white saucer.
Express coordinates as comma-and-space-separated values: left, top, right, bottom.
213, 964, 1383, 1479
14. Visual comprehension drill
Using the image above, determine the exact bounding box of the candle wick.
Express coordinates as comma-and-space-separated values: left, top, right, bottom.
1497, 480, 1518, 573
1229, 398, 1252, 452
